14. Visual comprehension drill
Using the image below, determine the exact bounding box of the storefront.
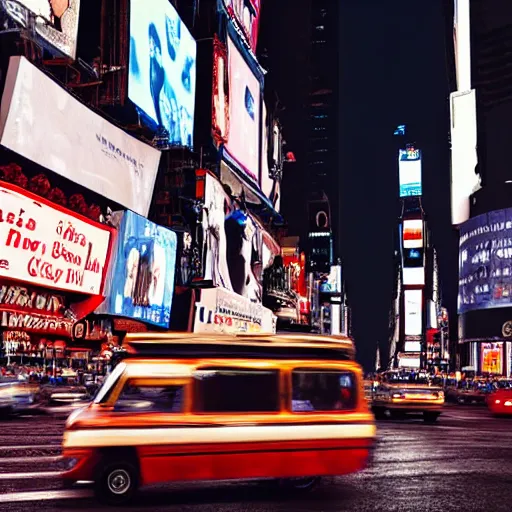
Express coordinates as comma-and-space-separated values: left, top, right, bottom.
0, 181, 114, 372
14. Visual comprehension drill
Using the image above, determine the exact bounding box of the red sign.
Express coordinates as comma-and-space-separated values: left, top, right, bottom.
0, 182, 114, 295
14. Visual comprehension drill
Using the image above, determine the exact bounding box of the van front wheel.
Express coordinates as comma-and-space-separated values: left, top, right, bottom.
95, 460, 139, 506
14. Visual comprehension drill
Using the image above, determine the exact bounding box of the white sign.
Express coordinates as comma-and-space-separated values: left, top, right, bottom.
404, 289, 423, 336
0, 56, 161, 217
403, 267, 425, 286
194, 287, 276, 335
0, 183, 112, 295
450, 89, 480, 225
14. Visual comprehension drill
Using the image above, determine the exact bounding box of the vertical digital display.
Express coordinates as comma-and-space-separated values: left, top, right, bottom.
404, 289, 423, 336
399, 148, 422, 197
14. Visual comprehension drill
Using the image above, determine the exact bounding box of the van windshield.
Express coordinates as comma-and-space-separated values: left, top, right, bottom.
94, 363, 127, 404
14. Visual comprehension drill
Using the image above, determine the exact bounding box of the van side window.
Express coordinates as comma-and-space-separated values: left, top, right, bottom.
194, 368, 279, 413
291, 370, 356, 412
114, 382, 184, 413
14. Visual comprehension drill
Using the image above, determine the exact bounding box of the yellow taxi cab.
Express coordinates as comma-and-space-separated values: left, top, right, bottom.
61, 332, 376, 505
370, 370, 444, 423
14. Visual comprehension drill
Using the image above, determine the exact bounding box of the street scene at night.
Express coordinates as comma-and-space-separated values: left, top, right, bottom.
0, 0, 512, 510
0, 406, 511, 511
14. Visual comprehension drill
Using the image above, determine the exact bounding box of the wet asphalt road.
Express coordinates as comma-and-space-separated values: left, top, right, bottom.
0, 405, 511, 512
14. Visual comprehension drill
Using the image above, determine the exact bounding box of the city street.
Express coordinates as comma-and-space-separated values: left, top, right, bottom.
0, 405, 510, 511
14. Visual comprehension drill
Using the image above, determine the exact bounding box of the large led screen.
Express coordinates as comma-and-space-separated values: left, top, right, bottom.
399, 148, 422, 197
458, 207, 512, 314
97, 211, 177, 328
1, 0, 80, 58
129, 0, 196, 147
225, 35, 261, 184
201, 174, 277, 302
404, 289, 422, 336
403, 220, 423, 249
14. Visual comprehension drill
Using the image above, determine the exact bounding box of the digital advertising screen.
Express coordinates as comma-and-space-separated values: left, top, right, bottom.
481, 343, 503, 374
404, 289, 423, 336
224, 35, 261, 184
212, 37, 229, 147
1, 0, 81, 58
398, 148, 422, 197
458, 207, 512, 314
403, 219, 423, 249
403, 267, 425, 286
128, 0, 196, 147
404, 340, 422, 352
97, 211, 177, 328
223, 0, 261, 51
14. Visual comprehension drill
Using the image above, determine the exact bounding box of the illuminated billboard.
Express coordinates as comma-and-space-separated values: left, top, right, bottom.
404, 341, 422, 352
450, 90, 479, 225
404, 289, 422, 336
0, 56, 161, 217
399, 148, 422, 197
1, 0, 80, 58
458, 207, 512, 314
223, 0, 261, 51
212, 37, 229, 147
403, 220, 423, 249
0, 182, 113, 295
224, 35, 261, 184
403, 268, 425, 286
97, 211, 177, 328
129, 0, 196, 147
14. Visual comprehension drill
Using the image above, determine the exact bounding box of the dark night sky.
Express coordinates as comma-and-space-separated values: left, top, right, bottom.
338, 0, 457, 370
261, 0, 458, 370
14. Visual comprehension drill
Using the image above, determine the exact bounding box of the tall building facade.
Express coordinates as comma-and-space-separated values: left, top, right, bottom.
445, 0, 512, 375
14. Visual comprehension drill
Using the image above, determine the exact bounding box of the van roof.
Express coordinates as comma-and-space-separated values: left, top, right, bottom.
122, 332, 356, 361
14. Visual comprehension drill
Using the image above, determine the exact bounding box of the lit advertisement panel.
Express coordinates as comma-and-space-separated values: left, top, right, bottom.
404, 341, 422, 352
458, 208, 512, 314
399, 356, 420, 369
212, 37, 229, 147
0, 182, 113, 295
399, 148, 422, 197
450, 90, 479, 225
223, 0, 261, 51
481, 343, 503, 374
453, 0, 471, 91
201, 174, 276, 302
403, 268, 425, 286
404, 289, 422, 336
0, 56, 161, 217
224, 35, 261, 184
97, 211, 177, 328
129, 0, 196, 147
1, 0, 80, 58
403, 220, 423, 248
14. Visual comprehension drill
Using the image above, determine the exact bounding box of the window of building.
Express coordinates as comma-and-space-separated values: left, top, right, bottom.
315, 25, 325, 31
114, 382, 185, 413
291, 370, 356, 412
313, 149, 328, 153
194, 368, 279, 413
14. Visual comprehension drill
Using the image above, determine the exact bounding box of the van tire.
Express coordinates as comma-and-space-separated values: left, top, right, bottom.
94, 459, 139, 506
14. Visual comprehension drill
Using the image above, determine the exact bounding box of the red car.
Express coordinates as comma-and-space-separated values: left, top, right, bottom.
487, 389, 512, 416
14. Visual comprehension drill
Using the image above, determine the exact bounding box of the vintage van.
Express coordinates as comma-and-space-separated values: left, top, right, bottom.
61, 333, 376, 505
